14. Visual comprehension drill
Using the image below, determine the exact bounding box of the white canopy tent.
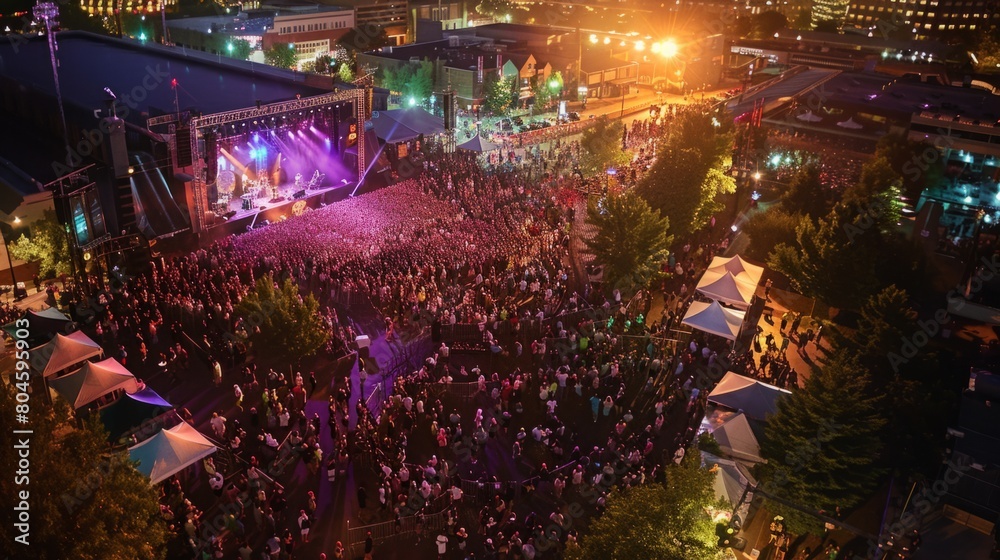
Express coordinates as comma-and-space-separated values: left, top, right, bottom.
711, 412, 763, 463
696, 271, 757, 309
837, 117, 864, 130
706, 255, 765, 286
708, 371, 791, 421
702, 452, 753, 507
128, 422, 217, 484
681, 300, 746, 341
796, 111, 822, 122
30, 331, 104, 378
48, 357, 139, 409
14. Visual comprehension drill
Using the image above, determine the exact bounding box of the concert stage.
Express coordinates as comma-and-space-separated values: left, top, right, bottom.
147, 88, 370, 236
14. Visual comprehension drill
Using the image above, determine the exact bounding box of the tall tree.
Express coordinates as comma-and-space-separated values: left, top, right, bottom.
337, 62, 356, 83
584, 191, 673, 293
757, 355, 887, 535
403, 59, 435, 105
0, 393, 168, 560
830, 286, 952, 476
566, 451, 726, 560
264, 43, 298, 69
767, 206, 880, 310
742, 208, 803, 262
579, 116, 631, 176
637, 108, 735, 236
7, 209, 72, 278
779, 164, 829, 220
874, 133, 944, 203
483, 75, 518, 117
228, 38, 253, 61
235, 274, 330, 364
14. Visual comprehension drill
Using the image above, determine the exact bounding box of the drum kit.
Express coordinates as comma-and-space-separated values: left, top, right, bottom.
216, 169, 327, 215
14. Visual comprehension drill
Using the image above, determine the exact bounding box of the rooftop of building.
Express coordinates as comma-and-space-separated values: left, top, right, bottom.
772, 28, 952, 58
0, 31, 332, 124
815, 72, 1000, 122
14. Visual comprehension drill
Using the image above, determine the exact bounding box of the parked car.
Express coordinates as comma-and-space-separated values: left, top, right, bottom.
567, 112, 581, 122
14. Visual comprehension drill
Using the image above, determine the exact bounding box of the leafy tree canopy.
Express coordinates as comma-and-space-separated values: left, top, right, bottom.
637, 107, 735, 236
264, 43, 298, 69
584, 190, 673, 293
7, 209, 72, 279
579, 116, 631, 176
567, 451, 726, 560
757, 355, 887, 534
235, 273, 330, 364
0, 390, 168, 560
742, 207, 802, 262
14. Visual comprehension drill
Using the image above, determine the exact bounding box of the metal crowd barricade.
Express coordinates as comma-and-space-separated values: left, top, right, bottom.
347, 504, 450, 556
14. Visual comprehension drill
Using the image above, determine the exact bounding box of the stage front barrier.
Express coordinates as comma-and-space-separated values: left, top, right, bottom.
347, 503, 449, 555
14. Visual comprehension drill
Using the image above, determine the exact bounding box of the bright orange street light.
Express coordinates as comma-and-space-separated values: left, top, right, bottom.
660, 39, 678, 58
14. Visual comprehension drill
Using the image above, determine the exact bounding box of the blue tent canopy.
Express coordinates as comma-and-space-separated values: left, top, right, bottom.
371, 108, 446, 143
100, 387, 173, 442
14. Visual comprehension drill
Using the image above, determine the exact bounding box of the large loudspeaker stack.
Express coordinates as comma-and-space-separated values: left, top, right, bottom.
442, 91, 456, 131
205, 132, 218, 184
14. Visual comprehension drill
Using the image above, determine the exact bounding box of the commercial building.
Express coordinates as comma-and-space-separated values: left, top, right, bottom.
261, 6, 355, 64
811, 0, 851, 28
317, 0, 408, 44
407, 0, 471, 43
845, 0, 1000, 39
81, 0, 177, 17
357, 24, 648, 107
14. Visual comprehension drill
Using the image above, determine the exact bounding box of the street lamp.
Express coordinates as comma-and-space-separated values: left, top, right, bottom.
1, 216, 22, 301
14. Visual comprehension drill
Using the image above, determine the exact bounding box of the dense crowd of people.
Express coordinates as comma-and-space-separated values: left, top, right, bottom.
2, 102, 836, 560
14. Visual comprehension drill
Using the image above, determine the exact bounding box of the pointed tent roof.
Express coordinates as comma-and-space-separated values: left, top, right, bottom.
457, 134, 500, 152
711, 412, 763, 463
100, 388, 174, 442
796, 110, 822, 122
706, 255, 765, 286
128, 422, 217, 484
3, 306, 72, 343
48, 357, 139, 409
837, 117, 864, 129
371, 107, 446, 143
696, 270, 757, 309
30, 331, 104, 378
681, 300, 746, 341
708, 371, 791, 421
702, 452, 751, 507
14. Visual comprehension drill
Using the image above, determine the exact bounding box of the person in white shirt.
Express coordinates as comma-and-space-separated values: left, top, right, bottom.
436, 533, 449, 557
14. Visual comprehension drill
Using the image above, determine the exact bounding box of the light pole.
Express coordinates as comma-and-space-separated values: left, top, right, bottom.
33, 1, 70, 157
2, 216, 22, 301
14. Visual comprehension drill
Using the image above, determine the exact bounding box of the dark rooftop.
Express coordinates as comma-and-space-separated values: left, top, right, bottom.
0, 31, 332, 125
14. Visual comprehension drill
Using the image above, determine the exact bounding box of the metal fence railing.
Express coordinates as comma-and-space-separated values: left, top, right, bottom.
347, 506, 449, 556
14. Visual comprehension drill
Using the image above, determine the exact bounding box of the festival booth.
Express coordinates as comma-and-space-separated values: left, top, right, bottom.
706, 255, 765, 286
371, 107, 446, 144
2, 306, 73, 345
681, 300, 747, 341
29, 331, 104, 378
695, 271, 758, 310
709, 412, 764, 464
457, 134, 500, 153
707, 371, 791, 422
128, 422, 217, 484
100, 387, 174, 443
702, 452, 756, 508
48, 357, 140, 409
